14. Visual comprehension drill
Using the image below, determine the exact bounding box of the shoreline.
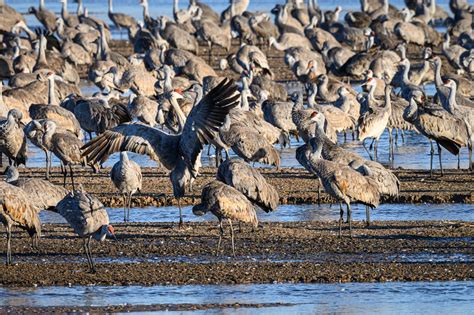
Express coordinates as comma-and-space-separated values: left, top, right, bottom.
18, 167, 474, 207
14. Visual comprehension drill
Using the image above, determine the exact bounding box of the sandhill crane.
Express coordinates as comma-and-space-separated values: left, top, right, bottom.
73, 95, 131, 139
219, 115, 281, 167
358, 82, 392, 161
261, 99, 297, 142
193, 180, 258, 256
431, 57, 474, 107
0, 109, 27, 167
307, 84, 356, 138
82, 79, 240, 227
28, 72, 83, 138
4, 166, 68, 211
441, 79, 473, 169
298, 114, 380, 237
108, 0, 137, 35
403, 95, 471, 175
398, 58, 425, 102
56, 188, 116, 272
111, 152, 142, 222
0, 181, 41, 265
42, 120, 84, 189
291, 91, 337, 143
28, 0, 57, 32
217, 158, 279, 212
128, 95, 159, 126
59, 0, 79, 28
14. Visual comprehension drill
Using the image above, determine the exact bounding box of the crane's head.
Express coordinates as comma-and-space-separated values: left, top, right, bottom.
102, 224, 117, 241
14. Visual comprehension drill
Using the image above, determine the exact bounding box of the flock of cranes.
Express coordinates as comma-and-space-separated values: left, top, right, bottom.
0, 0, 473, 270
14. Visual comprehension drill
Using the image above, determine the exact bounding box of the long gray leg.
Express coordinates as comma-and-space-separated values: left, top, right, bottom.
338, 202, 343, 238
437, 142, 443, 176
216, 220, 224, 256
228, 219, 235, 257
366, 205, 370, 227
86, 236, 95, 273
123, 194, 127, 222
178, 197, 183, 227
6, 224, 12, 265
346, 202, 352, 238
430, 140, 434, 177
127, 192, 132, 222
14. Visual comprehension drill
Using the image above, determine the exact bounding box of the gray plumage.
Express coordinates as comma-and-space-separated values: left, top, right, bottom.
0, 109, 27, 166
403, 96, 471, 175
297, 112, 380, 236
42, 120, 84, 189
193, 180, 258, 256
111, 152, 142, 222
217, 158, 279, 212
57, 188, 115, 272
220, 116, 281, 167
82, 78, 240, 226
0, 180, 41, 265
4, 165, 68, 211
73, 96, 131, 136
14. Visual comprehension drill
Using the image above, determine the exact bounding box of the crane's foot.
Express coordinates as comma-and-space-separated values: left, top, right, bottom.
88, 267, 97, 274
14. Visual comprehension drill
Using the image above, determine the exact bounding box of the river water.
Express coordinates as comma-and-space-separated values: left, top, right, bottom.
8, 0, 454, 34
1, 281, 473, 314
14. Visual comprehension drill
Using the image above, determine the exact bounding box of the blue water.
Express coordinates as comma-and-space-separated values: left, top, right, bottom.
8, 0, 453, 35
1, 281, 472, 314
39, 203, 474, 224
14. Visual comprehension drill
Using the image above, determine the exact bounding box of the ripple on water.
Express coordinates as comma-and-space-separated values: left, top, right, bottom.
0, 281, 473, 314
39, 203, 474, 224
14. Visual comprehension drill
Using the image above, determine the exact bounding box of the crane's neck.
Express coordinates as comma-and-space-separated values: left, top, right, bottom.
61, 0, 69, 19
384, 87, 391, 114
108, 0, 113, 13
163, 71, 173, 93
100, 26, 110, 59
318, 78, 328, 97
404, 98, 418, 122
142, 0, 150, 19
170, 96, 187, 132
398, 45, 406, 59
36, 35, 47, 67
193, 87, 203, 106
382, 0, 389, 14
77, 0, 83, 16
48, 77, 58, 105
42, 126, 56, 149
368, 82, 377, 102
401, 62, 410, 84
159, 46, 167, 64
446, 84, 458, 113
39, 0, 45, 10
120, 151, 129, 163
307, 83, 317, 108
434, 60, 443, 87
240, 76, 251, 110
56, 18, 65, 38
173, 0, 179, 16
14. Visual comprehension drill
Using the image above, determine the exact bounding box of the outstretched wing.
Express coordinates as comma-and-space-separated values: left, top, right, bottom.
81, 123, 178, 168
179, 78, 240, 174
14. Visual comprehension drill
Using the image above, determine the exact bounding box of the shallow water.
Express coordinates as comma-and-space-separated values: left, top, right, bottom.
9, 0, 453, 35
1, 281, 473, 314
39, 203, 474, 224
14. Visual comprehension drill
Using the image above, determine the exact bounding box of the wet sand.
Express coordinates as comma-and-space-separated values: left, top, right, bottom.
0, 220, 472, 287
17, 167, 474, 207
